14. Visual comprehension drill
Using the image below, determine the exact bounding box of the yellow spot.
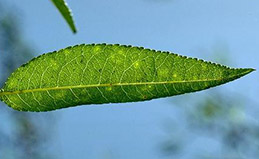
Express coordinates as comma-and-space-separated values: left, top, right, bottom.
141, 85, 154, 92
63, 50, 70, 55
202, 65, 207, 69
134, 62, 140, 68
55, 91, 65, 99
106, 87, 112, 91
118, 50, 123, 54
158, 69, 169, 76
193, 76, 198, 80
51, 59, 59, 70
36, 95, 43, 101
173, 74, 177, 78
94, 46, 101, 52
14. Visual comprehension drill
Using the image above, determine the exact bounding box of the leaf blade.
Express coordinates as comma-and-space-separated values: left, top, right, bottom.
0, 44, 254, 112
51, 0, 77, 33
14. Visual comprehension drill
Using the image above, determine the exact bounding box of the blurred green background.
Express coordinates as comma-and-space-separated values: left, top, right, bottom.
0, 0, 258, 159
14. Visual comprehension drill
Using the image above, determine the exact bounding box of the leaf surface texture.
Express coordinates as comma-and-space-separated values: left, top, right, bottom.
0, 44, 254, 111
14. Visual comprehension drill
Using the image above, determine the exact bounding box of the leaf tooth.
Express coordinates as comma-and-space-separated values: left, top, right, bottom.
224, 68, 255, 83
126, 44, 133, 48
100, 43, 107, 46
237, 68, 255, 75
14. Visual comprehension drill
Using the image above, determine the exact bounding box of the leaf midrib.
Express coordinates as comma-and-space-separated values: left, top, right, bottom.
0, 71, 248, 96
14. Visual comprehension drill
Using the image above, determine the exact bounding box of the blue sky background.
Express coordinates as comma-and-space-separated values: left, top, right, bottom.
1, 0, 259, 158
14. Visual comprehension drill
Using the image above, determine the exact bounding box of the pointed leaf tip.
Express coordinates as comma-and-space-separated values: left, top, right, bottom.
51, 0, 77, 33
0, 44, 254, 112
239, 68, 255, 76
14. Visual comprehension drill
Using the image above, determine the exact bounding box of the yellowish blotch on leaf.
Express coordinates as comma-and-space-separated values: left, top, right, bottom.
106, 87, 112, 91
134, 62, 140, 68
94, 46, 101, 52
158, 69, 169, 76
118, 50, 124, 54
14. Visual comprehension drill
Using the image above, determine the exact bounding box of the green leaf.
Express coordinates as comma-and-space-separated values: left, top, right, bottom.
51, 0, 77, 33
0, 44, 254, 112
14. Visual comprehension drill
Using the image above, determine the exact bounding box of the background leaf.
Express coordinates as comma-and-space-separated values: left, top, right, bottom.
51, 0, 77, 33
0, 44, 254, 112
